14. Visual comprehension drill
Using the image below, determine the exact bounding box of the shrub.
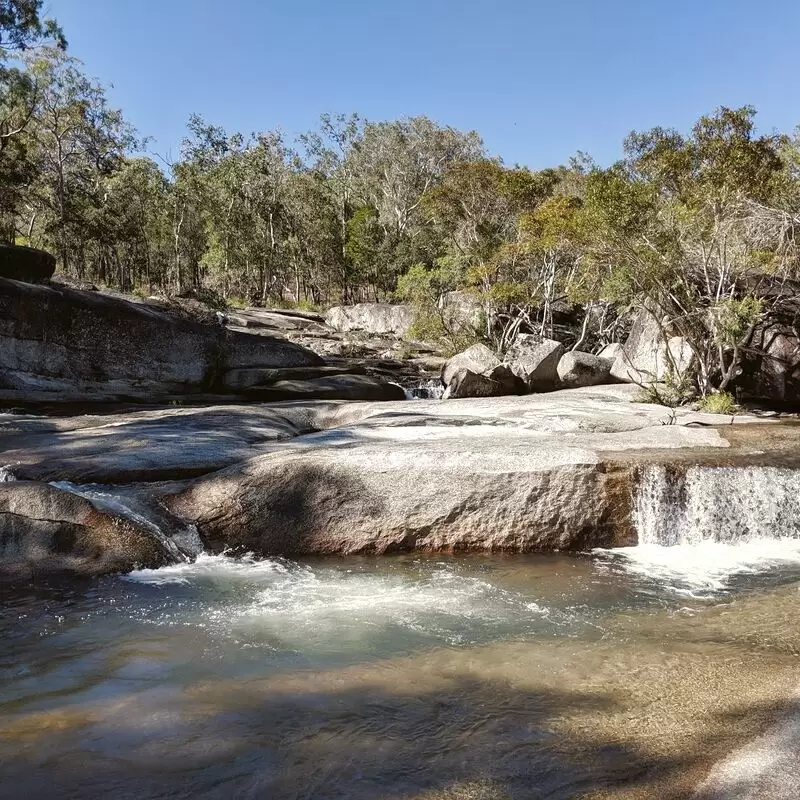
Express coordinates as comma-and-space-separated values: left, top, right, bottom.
698, 391, 737, 415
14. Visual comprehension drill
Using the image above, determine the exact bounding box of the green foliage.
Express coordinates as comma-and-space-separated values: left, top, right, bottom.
698, 391, 738, 415
0, 0, 64, 53
633, 370, 696, 408
710, 297, 764, 345
0, 17, 796, 409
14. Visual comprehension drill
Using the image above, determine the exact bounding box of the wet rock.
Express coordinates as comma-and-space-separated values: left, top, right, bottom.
557, 351, 613, 388
0, 481, 170, 577
506, 335, 564, 392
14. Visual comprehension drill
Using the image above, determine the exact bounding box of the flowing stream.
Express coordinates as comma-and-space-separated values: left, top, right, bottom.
3, 465, 800, 798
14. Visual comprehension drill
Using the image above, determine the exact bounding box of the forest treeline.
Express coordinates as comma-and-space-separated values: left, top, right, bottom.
2, 1, 800, 399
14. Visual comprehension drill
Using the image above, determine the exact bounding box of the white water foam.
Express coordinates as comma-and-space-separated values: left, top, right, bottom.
0, 464, 16, 482
126, 553, 555, 649
598, 465, 800, 596
599, 539, 800, 597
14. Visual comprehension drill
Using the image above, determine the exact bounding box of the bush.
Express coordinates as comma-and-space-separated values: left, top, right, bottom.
698, 391, 737, 415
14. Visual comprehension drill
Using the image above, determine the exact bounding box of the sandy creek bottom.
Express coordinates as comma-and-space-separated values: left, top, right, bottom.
2, 545, 800, 800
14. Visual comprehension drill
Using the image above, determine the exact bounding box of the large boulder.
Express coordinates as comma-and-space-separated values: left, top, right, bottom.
0, 481, 171, 578
325, 303, 414, 337
610, 308, 693, 384
0, 277, 323, 405
439, 290, 485, 332
167, 433, 624, 556
506, 335, 564, 392
0, 244, 55, 283
557, 351, 613, 388
441, 344, 524, 398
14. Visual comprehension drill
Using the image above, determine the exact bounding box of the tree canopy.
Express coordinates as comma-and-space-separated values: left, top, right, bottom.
0, 13, 799, 401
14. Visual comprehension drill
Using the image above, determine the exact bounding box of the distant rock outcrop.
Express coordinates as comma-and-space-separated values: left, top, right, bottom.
441, 344, 525, 399
608, 308, 693, 384
505, 335, 564, 392
325, 303, 415, 337
557, 351, 614, 389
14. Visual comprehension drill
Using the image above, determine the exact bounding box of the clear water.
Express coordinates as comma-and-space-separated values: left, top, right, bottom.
3, 550, 800, 799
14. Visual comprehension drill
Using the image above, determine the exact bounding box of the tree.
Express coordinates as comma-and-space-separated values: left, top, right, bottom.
24, 49, 137, 273
585, 106, 796, 397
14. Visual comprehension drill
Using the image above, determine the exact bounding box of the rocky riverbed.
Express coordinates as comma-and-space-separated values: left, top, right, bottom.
1, 383, 793, 580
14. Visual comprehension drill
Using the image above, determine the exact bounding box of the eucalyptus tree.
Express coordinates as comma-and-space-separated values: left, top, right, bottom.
300, 113, 363, 302
99, 156, 170, 291
23, 48, 137, 274
0, 1, 65, 241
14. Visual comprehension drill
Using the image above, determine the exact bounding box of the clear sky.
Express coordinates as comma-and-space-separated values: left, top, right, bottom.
45, 0, 800, 169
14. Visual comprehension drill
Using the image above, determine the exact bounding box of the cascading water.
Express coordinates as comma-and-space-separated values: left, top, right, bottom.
598, 464, 800, 595
0, 464, 16, 482
50, 481, 203, 561
405, 378, 445, 400
633, 464, 800, 546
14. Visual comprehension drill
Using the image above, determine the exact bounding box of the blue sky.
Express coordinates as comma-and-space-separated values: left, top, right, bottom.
46, 0, 800, 169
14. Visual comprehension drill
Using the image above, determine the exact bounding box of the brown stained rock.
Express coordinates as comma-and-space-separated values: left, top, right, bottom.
0, 481, 170, 577
167, 435, 624, 556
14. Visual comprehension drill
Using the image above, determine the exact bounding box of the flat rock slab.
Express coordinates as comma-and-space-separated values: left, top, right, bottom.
1, 384, 791, 575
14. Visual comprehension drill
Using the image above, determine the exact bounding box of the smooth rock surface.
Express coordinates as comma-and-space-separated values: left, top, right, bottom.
168, 432, 619, 555
0, 277, 323, 405
0, 481, 170, 577
0, 385, 781, 571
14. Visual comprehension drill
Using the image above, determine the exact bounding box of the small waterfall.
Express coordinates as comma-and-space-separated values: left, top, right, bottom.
0, 464, 17, 482
50, 481, 203, 561
405, 379, 445, 400
633, 465, 800, 546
